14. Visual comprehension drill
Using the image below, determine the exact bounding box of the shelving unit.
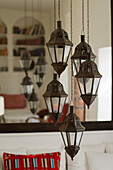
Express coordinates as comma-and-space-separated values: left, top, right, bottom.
13, 17, 45, 71
0, 19, 8, 72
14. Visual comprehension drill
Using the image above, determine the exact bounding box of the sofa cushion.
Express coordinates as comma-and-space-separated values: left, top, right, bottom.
86, 152, 113, 170
68, 142, 105, 170
3, 152, 61, 170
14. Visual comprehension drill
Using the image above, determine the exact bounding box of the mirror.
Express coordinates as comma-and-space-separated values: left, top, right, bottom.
0, 0, 112, 132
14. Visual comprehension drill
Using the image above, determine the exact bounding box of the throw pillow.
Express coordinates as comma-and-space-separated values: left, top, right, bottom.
86, 152, 113, 170
3, 152, 61, 170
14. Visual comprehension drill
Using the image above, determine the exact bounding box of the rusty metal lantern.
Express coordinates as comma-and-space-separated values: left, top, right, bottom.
43, 73, 68, 123
75, 53, 102, 108
71, 35, 96, 76
34, 56, 47, 88
46, 21, 73, 77
59, 105, 85, 160
20, 50, 32, 72
29, 88, 39, 114
21, 71, 33, 99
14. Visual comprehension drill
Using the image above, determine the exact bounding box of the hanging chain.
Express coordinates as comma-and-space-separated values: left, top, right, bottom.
24, 0, 27, 29
87, 0, 89, 43
54, 0, 56, 29
82, 0, 85, 35
32, 0, 34, 26
70, 0, 74, 103
58, 0, 60, 21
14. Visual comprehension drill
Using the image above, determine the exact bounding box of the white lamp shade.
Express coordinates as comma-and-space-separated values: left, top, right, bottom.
0, 96, 4, 116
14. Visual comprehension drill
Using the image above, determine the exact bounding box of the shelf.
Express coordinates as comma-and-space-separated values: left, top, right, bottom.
13, 45, 44, 48
13, 34, 44, 38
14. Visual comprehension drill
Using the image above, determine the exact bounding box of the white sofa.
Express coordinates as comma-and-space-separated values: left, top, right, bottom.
0, 131, 113, 170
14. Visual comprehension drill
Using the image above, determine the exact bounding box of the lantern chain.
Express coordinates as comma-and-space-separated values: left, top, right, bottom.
82, 0, 85, 35
24, 0, 27, 40
87, 0, 89, 44
58, 0, 60, 21
70, 0, 74, 103
32, 0, 34, 26
54, 0, 56, 29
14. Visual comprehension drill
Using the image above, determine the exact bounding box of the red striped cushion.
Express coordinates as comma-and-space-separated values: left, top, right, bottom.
3, 152, 61, 170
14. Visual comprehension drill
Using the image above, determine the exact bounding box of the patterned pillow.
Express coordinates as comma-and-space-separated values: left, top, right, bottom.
3, 152, 61, 170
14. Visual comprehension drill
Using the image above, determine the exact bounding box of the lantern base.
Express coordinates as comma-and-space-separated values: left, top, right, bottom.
52, 63, 67, 77
81, 94, 97, 109
24, 93, 30, 99
36, 82, 43, 88
65, 145, 80, 160
49, 112, 63, 123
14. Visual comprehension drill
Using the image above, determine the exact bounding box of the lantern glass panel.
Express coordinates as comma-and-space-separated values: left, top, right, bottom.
34, 74, 43, 83
37, 65, 46, 74
55, 45, 64, 62
21, 84, 33, 94
52, 97, 59, 113
49, 46, 56, 62
64, 46, 71, 62
59, 97, 66, 112
70, 132, 75, 146
20, 59, 32, 69
76, 132, 83, 146
29, 101, 38, 110
45, 97, 52, 112
92, 78, 100, 94
78, 78, 85, 94
61, 132, 68, 146
75, 59, 80, 73
85, 78, 93, 94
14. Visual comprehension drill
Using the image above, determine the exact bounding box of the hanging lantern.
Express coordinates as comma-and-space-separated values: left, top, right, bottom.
71, 35, 96, 76
59, 105, 85, 160
43, 73, 68, 123
34, 56, 47, 88
75, 53, 102, 108
21, 71, 33, 99
46, 21, 73, 77
34, 70, 43, 88
20, 50, 32, 72
29, 88, 39, 114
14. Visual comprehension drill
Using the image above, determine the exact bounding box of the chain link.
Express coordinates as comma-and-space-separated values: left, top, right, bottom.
70, 0, 74, 103
82, 0, 85, 35
54, 0, 56, 29
58, 0, 60, 21
87, 0, 89, 43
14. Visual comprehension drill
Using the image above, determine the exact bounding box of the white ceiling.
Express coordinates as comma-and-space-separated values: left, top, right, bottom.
0, 0, 52, 11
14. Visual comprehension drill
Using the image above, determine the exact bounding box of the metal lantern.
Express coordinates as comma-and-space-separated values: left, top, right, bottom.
75, 53, 102, 108
34, 56, 47, 88
43, 73, 68, 123
71, 35, 96, 76
29, 88, 39, 114
59, 105, 85, 160
20, 50, 32, 72
34, 70, 43, 88
21, 71, 33, 99
46, 21, 73, 77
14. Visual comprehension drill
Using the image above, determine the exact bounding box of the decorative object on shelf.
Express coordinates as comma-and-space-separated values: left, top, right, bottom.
34, 55, 47, 88
59, 105, 85, 160
43, 73, 68, 123
46, 0, 73, 77
71, 0, 96, 76
75, 53, 102, 108
28, 88, 39, 114
21, 71, 33, 99
20, 50, 32, 72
